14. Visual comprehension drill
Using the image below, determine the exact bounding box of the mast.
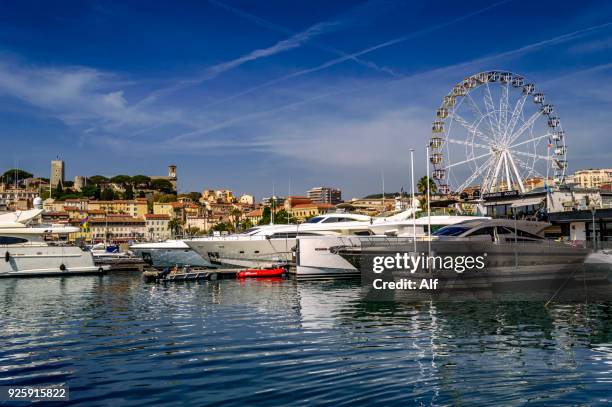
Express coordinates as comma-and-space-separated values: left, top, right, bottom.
426, 145, 432, 266
410, 149, 416, 253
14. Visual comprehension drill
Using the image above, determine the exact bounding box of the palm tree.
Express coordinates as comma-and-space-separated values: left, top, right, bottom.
417, 176, 437, 194
229, 208, 242, 231
168, 218, 183, 238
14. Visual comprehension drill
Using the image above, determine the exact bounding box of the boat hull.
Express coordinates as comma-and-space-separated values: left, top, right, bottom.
0, 246, 107, 277
337, 239, 604, 285
186, 239, 295, 268
131, 247, 212, 269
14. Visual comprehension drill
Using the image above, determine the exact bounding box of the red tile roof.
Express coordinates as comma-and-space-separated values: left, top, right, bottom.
144, 214, 170, 220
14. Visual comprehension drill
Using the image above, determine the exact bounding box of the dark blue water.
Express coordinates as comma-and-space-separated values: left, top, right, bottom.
1, 273, 611, 406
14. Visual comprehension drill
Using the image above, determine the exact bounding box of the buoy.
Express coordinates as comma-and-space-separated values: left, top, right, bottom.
236, 268, 285, 279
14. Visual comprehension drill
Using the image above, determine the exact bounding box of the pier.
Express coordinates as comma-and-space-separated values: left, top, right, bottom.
143, 268, 240, 283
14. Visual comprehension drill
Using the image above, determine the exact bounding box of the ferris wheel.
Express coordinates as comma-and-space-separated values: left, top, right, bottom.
429, 71, 567, 196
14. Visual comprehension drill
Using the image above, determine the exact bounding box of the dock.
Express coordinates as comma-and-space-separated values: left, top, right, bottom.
143, 268, 238, 283
95, 257, 147, 272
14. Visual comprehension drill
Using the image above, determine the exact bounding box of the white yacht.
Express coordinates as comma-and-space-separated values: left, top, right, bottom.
130, 240, 212, 269
295, 215, 489, 278
0, 209, 108, 277
334, 219, 600, 286
185, 212, 403, 268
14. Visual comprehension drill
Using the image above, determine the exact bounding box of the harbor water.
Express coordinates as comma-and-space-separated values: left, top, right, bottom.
0, 273, 611, 405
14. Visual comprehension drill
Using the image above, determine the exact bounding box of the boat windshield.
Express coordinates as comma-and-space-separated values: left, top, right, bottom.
242, 227, 262, 235
433, 225, 471, 236
304, 216, 325, 224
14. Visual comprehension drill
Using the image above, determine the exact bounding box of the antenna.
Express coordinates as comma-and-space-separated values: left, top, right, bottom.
381, 169, 385, 215
270, 183, 275, 225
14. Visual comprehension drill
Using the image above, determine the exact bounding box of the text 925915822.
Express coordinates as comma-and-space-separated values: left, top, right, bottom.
0, 386, 69, 401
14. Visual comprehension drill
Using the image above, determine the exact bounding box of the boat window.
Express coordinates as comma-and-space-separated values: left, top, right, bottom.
354, 230, 373, 236
270, 232, 321, 239
0, 237, 29, 245
467, 227, 495, 238
322, 217, 341, 223
270, 232, 298, 239
496, 226, 515, 235
305, 217, 325, 224
433, 225, 471, 236
515, 229, 544, 240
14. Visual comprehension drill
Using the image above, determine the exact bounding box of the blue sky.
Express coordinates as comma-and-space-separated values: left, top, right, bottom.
1, 0, 612, 199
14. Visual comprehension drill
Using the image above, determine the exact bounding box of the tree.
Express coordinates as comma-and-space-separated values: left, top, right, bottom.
273, 209, 296, 224
89, 175, 110, 185
187, 191, 202, 202
1, 169, 33, 185
417, 176, 437, 194
53, 183, 63, 199
154, 193, 178, 203
150, 179, 174, 194
210, 222, 234, 234
258, 206, 271, 225
101, 187, 115, 201
229, 207, 242, 231
80, 184, 98, 198
131, 175, 151, 188
185, 226, 205, 236
110, 175, 132, 186
124, 184, 134, 200
240, 219, 254, 230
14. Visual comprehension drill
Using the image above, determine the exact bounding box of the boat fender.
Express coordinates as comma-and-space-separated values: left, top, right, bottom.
4, 251, 9, 262
98, 267, 105, 273
60, 263, 66, 271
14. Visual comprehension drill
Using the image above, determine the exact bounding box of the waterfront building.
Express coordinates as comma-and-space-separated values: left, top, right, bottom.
288, 203, 334, 222
153, 202, 175, 218
41, 211, 70, 224
88, 199, 148, 218
283, 196, 312, 211
572, 168, 612, 189
343, 198, 395, 215
43, 198, 66, 212
239, 194, 255, 206
90, 215, 146, 243
63, 197, 90, 211
0, 185, 38, 209
185, 215, 212, 234
50, 159, 65, 188
245, 208, 263, 224
144, 214, 171, 241
307, 187, 342, 205
262, 196, 285, 207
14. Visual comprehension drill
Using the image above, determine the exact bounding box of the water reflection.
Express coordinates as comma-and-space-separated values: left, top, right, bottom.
0, 273, 610, 405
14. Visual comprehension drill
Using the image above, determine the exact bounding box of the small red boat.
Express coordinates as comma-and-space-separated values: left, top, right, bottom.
236, 268, 286, 278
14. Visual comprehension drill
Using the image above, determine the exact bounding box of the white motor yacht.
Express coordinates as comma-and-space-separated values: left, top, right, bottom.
0, 209, 108, 277
295, 215, 489, 278
130, 240, 212, 269
185, 211, 411, 269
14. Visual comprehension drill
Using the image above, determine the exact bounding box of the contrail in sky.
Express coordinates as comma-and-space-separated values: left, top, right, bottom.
202, 0, 513, 109
171, 20, 612, 143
